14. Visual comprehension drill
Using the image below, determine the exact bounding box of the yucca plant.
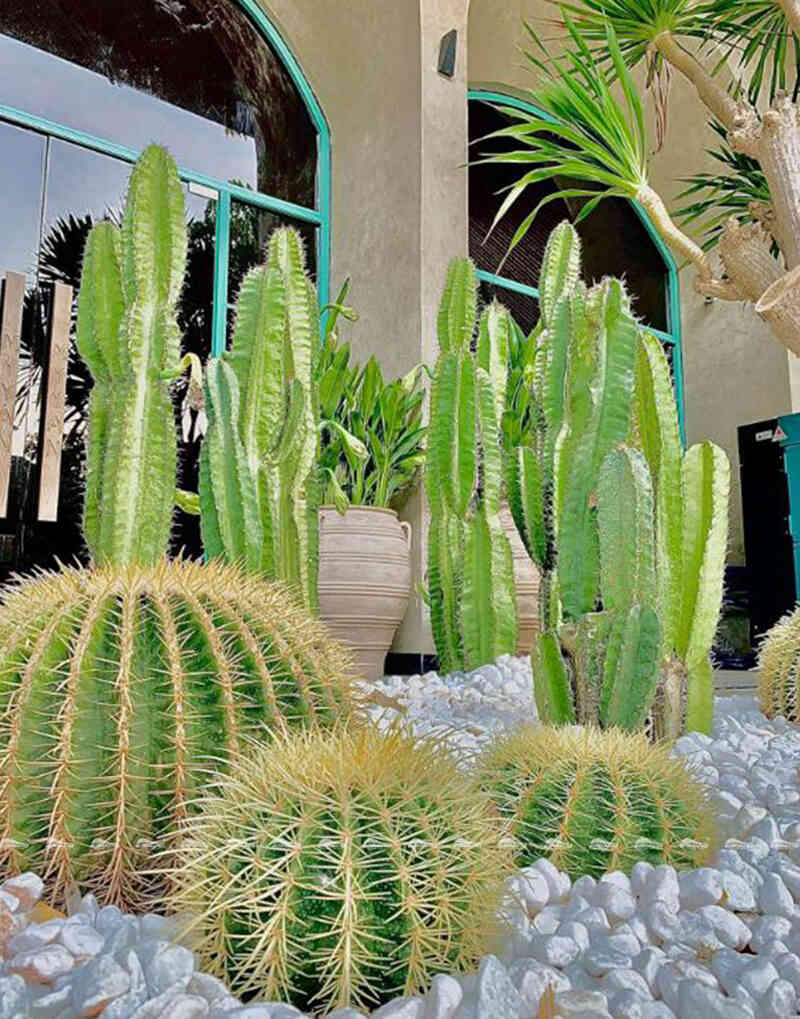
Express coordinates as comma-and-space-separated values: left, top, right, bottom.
425, 259, 518, 673
510, 222, 730, 737
482, 0, 800, 355
164, 725, 513, 1015
198, 227, 321, 611
479, 724, 716, 879
0, 145, 355, 910
757, 604, 800, 719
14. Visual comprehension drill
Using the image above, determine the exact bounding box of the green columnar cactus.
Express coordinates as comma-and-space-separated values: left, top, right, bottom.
426, 259, 517, 673
509, 221, 730, 736
164, 725, 513, 1014
199, 227, 320, 611
75, 144, 186, 566
0, 560, 354, 910
757, 605, 800, 720
479, 725, 715, 880
633, 333, 730, 737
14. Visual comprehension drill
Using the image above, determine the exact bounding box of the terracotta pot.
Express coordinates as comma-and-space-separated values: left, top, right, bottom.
318, 506, 412, 681
499, 504, 541, 655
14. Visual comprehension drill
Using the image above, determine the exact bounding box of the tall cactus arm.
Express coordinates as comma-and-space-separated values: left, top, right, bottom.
198, 359, 262, 570
426, 352, 476, 519
597, 446, 656, 617
539, 220, 581, 326
477, 367, 504, 515
686, 656, 714, 737
75, 222, 123, 382
477, 301, 511, 427
678, 441, 730, 731
96, 146, 187, 566
508, 446, 546, 567
427, 507, 464, 674
533, 632, 576, 724
75, 222, 124, 559
558, 281, 638, 619
437, 258, 477, 354
600, 605, 662, 731
634, 332, 683, 650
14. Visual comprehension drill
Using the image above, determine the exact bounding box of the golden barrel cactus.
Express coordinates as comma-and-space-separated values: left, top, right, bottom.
164, 725, 514, 1015
478, 725, 716, 880
0, 560, 354, 909
758, 605, 800, 720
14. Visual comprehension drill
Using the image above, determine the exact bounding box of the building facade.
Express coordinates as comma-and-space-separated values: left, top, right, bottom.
0, 0, 793, 656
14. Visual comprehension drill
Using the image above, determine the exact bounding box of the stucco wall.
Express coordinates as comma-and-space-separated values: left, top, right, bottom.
257, 0, 424, 380
468, 0, 793, 562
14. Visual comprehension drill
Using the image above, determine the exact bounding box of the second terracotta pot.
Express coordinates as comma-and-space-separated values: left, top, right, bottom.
318, 506, 412, 681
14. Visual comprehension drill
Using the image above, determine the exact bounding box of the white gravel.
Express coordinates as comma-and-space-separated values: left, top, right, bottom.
5, 661, 800, 1018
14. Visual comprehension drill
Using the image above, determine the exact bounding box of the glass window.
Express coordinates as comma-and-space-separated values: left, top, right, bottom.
0, 1, 325, 577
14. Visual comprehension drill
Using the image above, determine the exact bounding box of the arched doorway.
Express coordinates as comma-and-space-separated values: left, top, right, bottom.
0, 0, 330, 577
469, 89, 685, 441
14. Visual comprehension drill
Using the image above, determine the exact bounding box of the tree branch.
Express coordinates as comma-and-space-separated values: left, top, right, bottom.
653, 31, 740, 130
636, 185, 714, 280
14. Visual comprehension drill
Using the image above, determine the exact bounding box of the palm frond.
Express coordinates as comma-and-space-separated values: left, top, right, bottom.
696, 0, 800, 104
675, 120, 771, 249
473, 19, 649, 268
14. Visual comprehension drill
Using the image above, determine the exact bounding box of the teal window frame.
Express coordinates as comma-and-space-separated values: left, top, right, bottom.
469, 89, 686, 445
0, 0, 332, 358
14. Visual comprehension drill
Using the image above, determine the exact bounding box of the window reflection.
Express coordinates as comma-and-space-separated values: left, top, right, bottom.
0, 0, 317, 207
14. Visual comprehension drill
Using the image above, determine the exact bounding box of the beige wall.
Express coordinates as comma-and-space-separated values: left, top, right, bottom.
257, 0, 423, 381
468, 0, 793, 562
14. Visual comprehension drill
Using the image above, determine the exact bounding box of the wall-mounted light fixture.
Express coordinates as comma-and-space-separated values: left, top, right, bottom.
438, 29, 457, 78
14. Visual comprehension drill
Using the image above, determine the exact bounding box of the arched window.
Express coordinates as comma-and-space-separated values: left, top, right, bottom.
0, 0, 330, 576
469, 90, 685, 441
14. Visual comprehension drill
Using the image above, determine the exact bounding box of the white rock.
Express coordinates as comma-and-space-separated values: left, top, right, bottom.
422, 974, 462, 1019
515, 870, 550, 913
460, 955, 522, 1019
70, 952, 131, 1014
696, 905, 751, 949
139, 942, 195, 995
719, 870, 757, 910
527, 934, 580, 968
643, 867, 680, 910
677, 981, 754, 1018
759, 875, 797, 919
533, 905, 564, 935
532, 860, 570, 903
552, 988, 610, 1017
3, 873, 43, 909
761, 979, 797, 1018
750, 916, 792, 952
59, 921, 105, 960
631, 948, 665, 994
558, 922, 590, 952
774, 952, 800, 994
187, 973, 234, 1006
592, 885, 636, 924
507, 959, 569, 1012
679, 869, 724, 909
606, 989, 648, 1019
7, 943, 74, 984
7, 920, 62, 955
643, 902, 678, 945
582, 949, 630, 978
739, 957, 780, 998
599, 969, 651, 999
630, 864, 654, 900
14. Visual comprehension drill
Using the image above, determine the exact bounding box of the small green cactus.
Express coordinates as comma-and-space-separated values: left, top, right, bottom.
199, 228, 321, 611
426, 258, 517, 673
164, 725, 513, 1015
479, 725, 716, 880
758, 605, 800, 719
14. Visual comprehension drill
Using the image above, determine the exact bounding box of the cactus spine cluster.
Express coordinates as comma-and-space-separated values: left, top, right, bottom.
0, 146, 354, 908
165, 725, 512, 1014
479, 725, 715, 880
426, 259, 517, 673
199, 228, 320, 611
510, 221, 730, 737
757, 605, 800, 720
76, 145, 187, 566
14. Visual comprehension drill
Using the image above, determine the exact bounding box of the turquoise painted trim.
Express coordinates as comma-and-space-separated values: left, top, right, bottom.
476, 269, 539, 300
468, 87, 686, 445
0, 0, 332, 331
212, 190, 232, 357
236, 0, 332, 327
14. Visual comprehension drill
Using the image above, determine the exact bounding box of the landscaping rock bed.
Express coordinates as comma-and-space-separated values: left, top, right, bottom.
4, 669, 800, 1017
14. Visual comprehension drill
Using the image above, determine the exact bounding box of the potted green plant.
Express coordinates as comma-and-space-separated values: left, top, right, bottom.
316, 296, 426, 680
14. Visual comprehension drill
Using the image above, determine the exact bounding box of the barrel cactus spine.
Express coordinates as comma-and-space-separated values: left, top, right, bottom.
426, 258, 517, 673
479, 725, 716, 880
199, 227, 321, 612
757, 605, 800, 720
164, 725, 513, 1014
